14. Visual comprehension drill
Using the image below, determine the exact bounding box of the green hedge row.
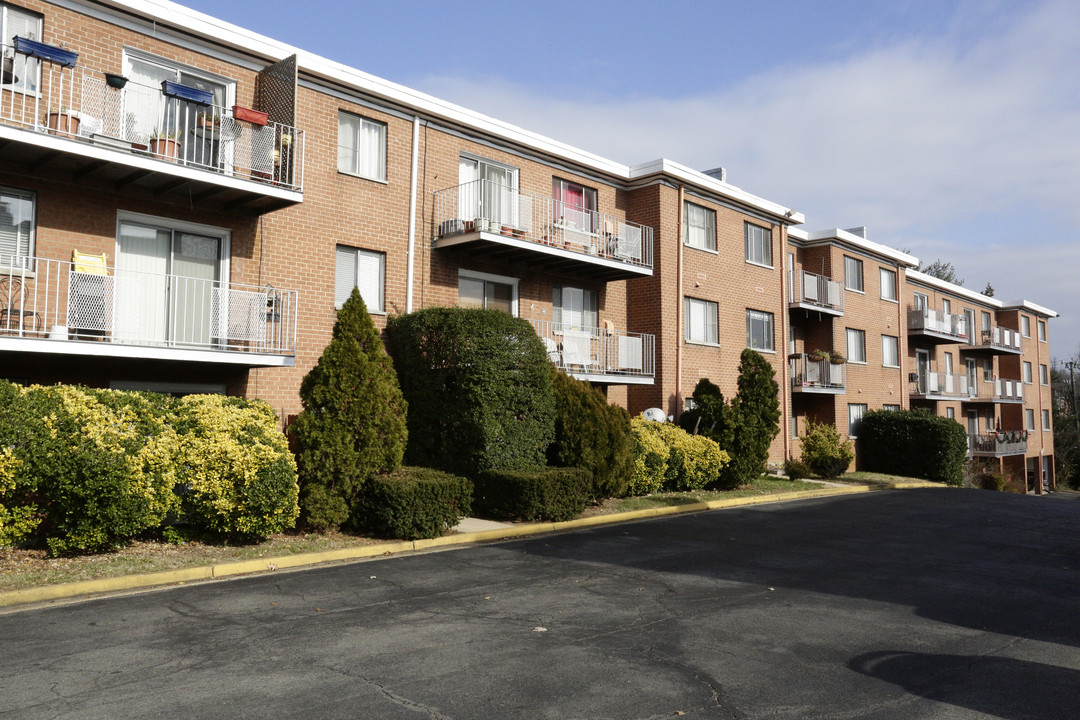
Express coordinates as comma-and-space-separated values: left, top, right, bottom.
857, 409, 968, 485
472, 467, 591, 522
354, 467, 473, 540
0, 381, 298, 554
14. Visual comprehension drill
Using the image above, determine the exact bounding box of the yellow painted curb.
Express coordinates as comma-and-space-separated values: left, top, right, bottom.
414, 522, 555, 550
212, 541, 415, 578
0, 565, 213, 608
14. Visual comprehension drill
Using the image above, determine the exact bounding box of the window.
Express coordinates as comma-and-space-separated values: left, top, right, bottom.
879, 268, 897, 301
0, 187, 34, 268
844, 256, 863, 292
846, 328, 866, 363
1020, 315, 1031, 337
1042, 409, 1051, 431
2, 4, 43, 94
1038, 320, 1046, 342
685, 297, 718, 345
884, 404, 901, 412
335, 246, 384, 312
458, 270, 516, 314
945, 407, 954, 419
913, 292, 928, 311
944, 352, 954, 376
986, 415, 995, 433
684, 201, 716, 251
1023, 361, 1033, 384
790, 415, 798, 438
942, 298, 951, 315
745, 222, 772, 266
981, 311, 992, 333
553, 286, 597, 332
746, 309, 774, 351
964, 309, 975, 339
459, 155, 518, 226
983, 358, 993, 381
1040, 364, 1049, 386
338, 112, 387, 180
848, 404, 867, 437
1025, 409, 1035, 431
554, 178, 597, 232
881, 335, 899, 367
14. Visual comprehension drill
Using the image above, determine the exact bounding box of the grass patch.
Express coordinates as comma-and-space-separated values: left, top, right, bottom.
595, 476, 831, 514
840, 471, 941, 486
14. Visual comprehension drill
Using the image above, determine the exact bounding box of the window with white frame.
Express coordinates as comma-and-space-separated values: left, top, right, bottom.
1043, 409, 1051, 431
879, 268, 897, 301
0, 187, 34, 269
848, 403, 867, 438
745, 222, 772, 266
1023, 361, 1033, 384
945, 407, 954, 419
884, 404, 901, 412
1025, 409, 1035, 431
881, 335, 899, 368
844, 256, 863, 292
846, 328, 866, 363
1038, 320, 1046, 342
335, 245, 384, 312
986, 415, 995, 433
553, 286, 597, 332
746, 309, 774, 351
1040, 364, 1049, 385
684, 201, 716, 251
459, 155, 518, 227
983, 358, 993, 381
942, 298, 951, 315
337, 112, 387, 181
1, 4, 42, 94
1020, 315, 1030, 337
981, 311, 992, 333
458, 270, 517, 314
685, 297, 718, 345
913, 292, 928, 311
553, 178, 597, 232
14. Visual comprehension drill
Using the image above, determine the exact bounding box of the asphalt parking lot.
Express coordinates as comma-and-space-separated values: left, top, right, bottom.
1, 488, 1077, 719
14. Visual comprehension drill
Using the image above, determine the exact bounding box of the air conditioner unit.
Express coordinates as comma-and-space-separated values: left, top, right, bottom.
908, 373, 920, 382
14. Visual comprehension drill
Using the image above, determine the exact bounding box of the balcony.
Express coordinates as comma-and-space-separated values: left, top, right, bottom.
960, 325, 1023, 355
789, 353, 846, 394
907, 307, 969, 344
0, 41, 303, 212
788, 270, 843, 316
0, 255, 296, 366
963, 378, 1024, 404
969, 432, 1027, 457
529, 319, 654, 384
433, 180, 653, 281
909, 371, 970, 400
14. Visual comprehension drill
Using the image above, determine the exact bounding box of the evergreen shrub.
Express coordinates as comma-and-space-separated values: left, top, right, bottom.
473, 467, 590, 522
547, 369, 632, 499
354, 467, 473, 540
387, 307, 554, 477
630, 417, 729, 494
292, 289, 408, 531
858, 409, 968, 485
799, 420, 854, 478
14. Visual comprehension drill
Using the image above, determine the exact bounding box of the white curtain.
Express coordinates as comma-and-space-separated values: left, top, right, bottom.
115, 224, 170, 343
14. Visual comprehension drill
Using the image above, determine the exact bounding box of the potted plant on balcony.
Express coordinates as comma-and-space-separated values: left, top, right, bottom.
808, 349, 829, 363
829, 352, 847, 365
44, 107, 80, 136
148, 130, 181, 162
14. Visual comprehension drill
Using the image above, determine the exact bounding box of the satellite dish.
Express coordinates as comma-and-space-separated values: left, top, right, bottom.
642, 407, 667, 423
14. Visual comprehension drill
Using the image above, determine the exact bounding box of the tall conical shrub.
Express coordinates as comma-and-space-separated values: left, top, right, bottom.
292, 289, 407, 530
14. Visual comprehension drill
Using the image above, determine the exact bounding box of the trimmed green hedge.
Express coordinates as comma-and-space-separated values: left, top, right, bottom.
354, 467, 473, 540
857, 409, 968, 485
387, 307, 555, 478
473, 467, 591, 522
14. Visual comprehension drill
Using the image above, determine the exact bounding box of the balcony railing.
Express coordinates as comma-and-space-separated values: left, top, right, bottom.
434, 180, 653, 271
0, 254, 296, 357
530, 319, 654, 381
991, 378, 1024, 402
907, 307, 968, 342
969, 433, 1027, 457
0, 41, 304, 191
789, 353, 846, 392
788, 270, 843, 313
910, 371, 970, 398
962, 325, 1022, 354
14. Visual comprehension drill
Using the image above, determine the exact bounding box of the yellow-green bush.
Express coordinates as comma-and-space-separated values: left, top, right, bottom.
630, 417, 729, 494
0, 446, 39, 547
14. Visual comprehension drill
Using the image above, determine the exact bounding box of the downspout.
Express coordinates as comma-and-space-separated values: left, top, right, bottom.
898, 266, 906, 409
778, 224, 789, 461
676, 184, 685, 418
405, 115, 420, 313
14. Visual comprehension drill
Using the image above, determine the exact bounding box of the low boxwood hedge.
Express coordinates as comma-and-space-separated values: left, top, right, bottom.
353, 466, 473, 540
473, 467, 591, 522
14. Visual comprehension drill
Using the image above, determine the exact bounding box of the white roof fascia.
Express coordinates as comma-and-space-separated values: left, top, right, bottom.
906, 269, 1002, 308
1001, 300, 1059, 318
629, 158, 804, 223
795, 228, 919, 268
788, 227, 809, 241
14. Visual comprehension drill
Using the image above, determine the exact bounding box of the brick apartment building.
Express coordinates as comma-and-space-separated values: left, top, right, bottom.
0, 0, 1058, 491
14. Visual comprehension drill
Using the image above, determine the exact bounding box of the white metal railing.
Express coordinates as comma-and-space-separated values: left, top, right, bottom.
788, 270, 843, 312
993, 378, 1024, 402
0, 40, 304, 191
434, 180, 654, 271
965, 325, 1022, 353
789, 353, 845, 390
911, 371, 970, 397
969, 433, 1027, 456
0, 254, 296, 356
530, 319, 654, 379
907, 307, 968, 341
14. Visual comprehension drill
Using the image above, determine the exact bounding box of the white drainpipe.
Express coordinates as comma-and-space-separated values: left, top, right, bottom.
406, 115, 420, 313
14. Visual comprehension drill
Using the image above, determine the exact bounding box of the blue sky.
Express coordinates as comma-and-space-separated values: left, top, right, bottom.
185, 0, 1079, 358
